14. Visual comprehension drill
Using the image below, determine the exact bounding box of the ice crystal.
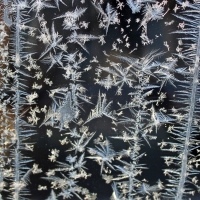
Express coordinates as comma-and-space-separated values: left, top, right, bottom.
1, 0, 200, 199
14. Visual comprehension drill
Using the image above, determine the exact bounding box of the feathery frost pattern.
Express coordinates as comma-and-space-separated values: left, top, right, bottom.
0, 0, 200, 199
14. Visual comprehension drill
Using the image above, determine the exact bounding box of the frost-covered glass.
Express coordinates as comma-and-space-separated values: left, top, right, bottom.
0, 0, 200, 199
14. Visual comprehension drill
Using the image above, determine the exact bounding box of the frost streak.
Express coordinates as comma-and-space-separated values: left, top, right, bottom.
176, 27, 200, 200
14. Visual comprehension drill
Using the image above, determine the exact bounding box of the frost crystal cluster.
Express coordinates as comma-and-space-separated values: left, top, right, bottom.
0, 0, 200, 199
